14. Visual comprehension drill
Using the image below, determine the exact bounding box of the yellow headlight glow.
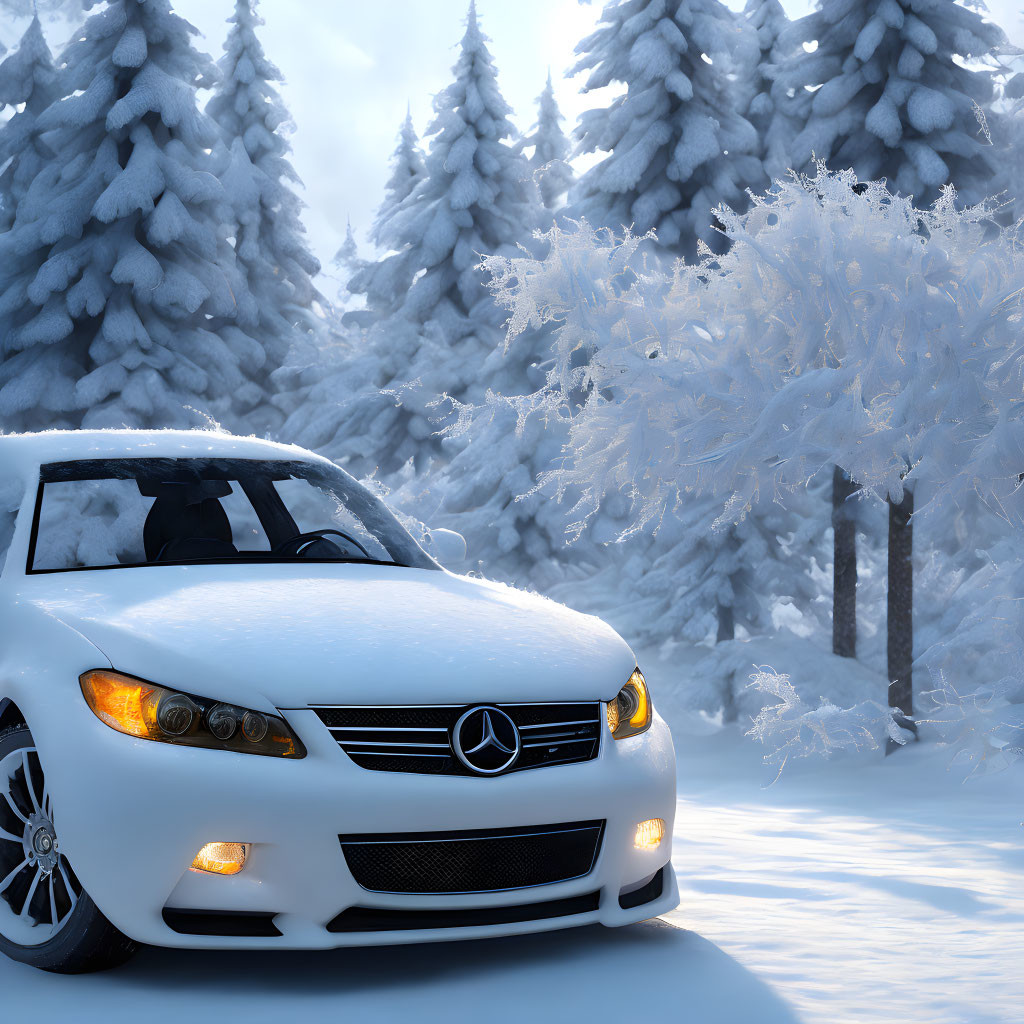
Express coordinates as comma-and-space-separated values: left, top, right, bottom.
79, 669, 306, 758
80, 669, 161, 739
606, 667, 653, 740
634, 818, 666, 851
191, 842, 249, 876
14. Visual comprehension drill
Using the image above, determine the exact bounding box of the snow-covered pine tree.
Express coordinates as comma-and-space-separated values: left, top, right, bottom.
744, 0, 796, 182
287, 1, 540, 477
570, 0, 765, 259
339, 110, 426, 329
330, 216, 362, 309
333, 217, 359, 273
772, 0, 1008, 205
209, 0, 321, 383
0, 16, 59, 232
369, 108, 425, 247
520, 72, 574, 212
0, 0, 267, 431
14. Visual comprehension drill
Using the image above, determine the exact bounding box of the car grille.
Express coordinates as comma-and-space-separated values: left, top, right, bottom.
326, 890, 601, 933
338, 820, 605, 894
312, 702, 602, 775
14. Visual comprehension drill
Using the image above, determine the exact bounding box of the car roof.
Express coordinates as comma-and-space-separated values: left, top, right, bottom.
0, 429, 324, 483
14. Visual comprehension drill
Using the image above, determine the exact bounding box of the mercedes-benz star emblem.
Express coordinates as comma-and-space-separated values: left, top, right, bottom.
452, 706, 521, 775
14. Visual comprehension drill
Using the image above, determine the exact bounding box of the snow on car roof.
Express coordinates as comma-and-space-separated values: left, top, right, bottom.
0, 429, 324, 481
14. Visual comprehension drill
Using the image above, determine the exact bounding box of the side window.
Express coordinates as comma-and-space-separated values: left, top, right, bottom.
0, 480, 22, 574
33, 479, 151, 571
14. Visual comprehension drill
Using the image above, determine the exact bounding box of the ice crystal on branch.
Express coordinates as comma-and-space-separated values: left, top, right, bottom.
746, 666, 906, 769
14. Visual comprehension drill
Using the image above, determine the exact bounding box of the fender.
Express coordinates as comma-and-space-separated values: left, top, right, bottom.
0, 606, 113, 745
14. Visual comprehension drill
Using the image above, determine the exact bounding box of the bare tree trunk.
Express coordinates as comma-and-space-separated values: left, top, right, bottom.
716, 601, 735, 644
832, 466, 859, 658
716, 601, 737, 722
886, 488, 916, 754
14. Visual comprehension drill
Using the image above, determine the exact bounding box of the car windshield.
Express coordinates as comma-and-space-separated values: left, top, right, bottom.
27, 457, 435, 573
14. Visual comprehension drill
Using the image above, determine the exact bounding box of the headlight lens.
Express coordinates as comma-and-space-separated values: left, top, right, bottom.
80, 669, 306, 759
606, 667, 652, 740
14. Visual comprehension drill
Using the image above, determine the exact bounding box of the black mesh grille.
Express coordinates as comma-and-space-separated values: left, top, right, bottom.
313, 702, 601, 776
339, 820, 605, 894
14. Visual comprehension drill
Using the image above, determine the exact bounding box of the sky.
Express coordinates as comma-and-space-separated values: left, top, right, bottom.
5, 0, 1024, 291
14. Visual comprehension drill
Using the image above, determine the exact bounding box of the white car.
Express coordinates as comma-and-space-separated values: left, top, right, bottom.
0, 429, 677, 972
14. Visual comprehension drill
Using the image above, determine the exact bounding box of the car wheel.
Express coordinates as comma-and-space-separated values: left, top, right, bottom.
0, 726, 137, 973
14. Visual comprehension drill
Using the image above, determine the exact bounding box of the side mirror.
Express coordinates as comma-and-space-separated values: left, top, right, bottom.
427, 528, 467, 566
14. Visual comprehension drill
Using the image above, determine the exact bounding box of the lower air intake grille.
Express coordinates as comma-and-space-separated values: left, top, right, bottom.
339, 820, 605, 894
313, 702, 602, 775
161, 909, 281, 937
327, 890, 601, 933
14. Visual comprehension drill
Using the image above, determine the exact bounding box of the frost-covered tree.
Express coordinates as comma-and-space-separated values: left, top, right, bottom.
744, 0, 796, 182
571, 0, 765, 259
480, 220, 827, 684
773, 0, 1008, 205
520, 72, 574, 212
0, 0, 267, 430
209, 0, 321, 378
0, 16, 59, 232
918, 550, 1024, 775
383, 386, 576, 582
484, 168, 1024, 725
287, 1, 540, 476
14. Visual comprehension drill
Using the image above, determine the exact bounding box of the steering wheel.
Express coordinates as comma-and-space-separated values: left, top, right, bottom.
273, 529, 371, 559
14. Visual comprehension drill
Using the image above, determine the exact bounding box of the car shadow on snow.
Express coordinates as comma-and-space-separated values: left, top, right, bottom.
95, 919, 802, 1023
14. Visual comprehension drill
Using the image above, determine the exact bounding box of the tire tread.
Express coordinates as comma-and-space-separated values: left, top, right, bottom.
0, 726, 138, 973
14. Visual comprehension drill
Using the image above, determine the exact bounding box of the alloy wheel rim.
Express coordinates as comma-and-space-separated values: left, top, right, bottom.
0, 746, 82, 946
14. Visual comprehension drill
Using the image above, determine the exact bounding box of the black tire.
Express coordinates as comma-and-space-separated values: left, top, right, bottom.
0, 725, 138, 973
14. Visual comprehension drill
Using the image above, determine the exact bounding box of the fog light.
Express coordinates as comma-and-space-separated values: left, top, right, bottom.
190, 842, 249, 875
634, 818, 665, 851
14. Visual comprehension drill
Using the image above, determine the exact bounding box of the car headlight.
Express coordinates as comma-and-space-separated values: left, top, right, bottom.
606, 667, 652, 740
80, 669, 306, 759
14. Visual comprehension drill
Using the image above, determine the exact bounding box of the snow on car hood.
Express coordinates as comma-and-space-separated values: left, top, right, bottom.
25, 564, 636, 707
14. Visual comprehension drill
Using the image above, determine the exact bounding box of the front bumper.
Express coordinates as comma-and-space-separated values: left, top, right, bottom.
41, 705, 679, 949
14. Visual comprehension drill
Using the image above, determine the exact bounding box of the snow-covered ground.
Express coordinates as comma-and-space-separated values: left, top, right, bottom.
3, 720, 1020, 1023
668, 730, 1024, 1024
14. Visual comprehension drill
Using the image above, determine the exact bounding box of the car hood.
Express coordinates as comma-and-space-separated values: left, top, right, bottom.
25, 564, 636, 708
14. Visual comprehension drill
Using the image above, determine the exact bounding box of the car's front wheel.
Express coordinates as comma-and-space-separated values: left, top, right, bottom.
0, 725, 137, 973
